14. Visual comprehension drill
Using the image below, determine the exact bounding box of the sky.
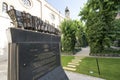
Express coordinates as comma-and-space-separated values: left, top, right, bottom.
46, 0, 87, 19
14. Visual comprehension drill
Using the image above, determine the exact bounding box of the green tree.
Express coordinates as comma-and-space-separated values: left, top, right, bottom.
112, 19, 120, 47
60, 19, 76, 52
74, 20, 88, 47
79, 0, 120, 54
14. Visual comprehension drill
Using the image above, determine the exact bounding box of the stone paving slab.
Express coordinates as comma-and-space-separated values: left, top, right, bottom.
65, 71, 105, 80
67, 65, 76, 68
63, 67, 76, 71
0, 60, 7, 80
68, 62, 79, 65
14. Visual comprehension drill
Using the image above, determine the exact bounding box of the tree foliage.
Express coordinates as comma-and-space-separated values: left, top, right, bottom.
75, 20, 88, 47
79, 0, 120, 54
60, 19, 76, 52
112, 19, 120, 47
60, 19, 86, 53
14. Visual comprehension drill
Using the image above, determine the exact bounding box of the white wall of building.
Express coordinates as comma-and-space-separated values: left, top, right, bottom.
41, 0, 64, 28
0, 0, 64, 61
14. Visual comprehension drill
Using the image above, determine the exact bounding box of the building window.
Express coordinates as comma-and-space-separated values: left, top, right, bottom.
50, 13, 55, 21
23, 0, 31, 6
52, 23, 55, 27
2, 2, 8, 12
20, 0, 32, 8
45, 20, 49, 24
10, 5, 14, 10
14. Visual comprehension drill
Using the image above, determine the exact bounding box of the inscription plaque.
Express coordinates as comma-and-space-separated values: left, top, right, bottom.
17, 43, 59, 80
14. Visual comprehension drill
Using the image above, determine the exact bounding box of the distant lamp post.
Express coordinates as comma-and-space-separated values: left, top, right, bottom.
116, 12, 120, 19
116, 7, 120, 19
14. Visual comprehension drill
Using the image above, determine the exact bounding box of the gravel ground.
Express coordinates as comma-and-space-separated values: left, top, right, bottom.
65, 71, 105, 80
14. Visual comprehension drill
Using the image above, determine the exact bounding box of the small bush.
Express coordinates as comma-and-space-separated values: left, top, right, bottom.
102, 48, 120, 54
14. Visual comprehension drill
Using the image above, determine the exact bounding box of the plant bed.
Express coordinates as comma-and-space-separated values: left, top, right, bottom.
89, 47, 120, 57
90, 53, 120, 57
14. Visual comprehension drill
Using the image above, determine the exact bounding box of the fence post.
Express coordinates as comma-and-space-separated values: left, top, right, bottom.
96, 58, 100, 75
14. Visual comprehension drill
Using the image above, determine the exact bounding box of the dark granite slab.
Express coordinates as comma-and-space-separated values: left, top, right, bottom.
7, 28, 68, 80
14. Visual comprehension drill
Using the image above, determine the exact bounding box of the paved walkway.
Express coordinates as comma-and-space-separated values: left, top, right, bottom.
75, 47, 90, 56
63, 47, 90, 71
65, 71, 105, 80
0, 60, 7, 80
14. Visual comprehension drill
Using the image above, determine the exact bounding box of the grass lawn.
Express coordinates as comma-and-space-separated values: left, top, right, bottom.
61, 56, 120, 80
61, 55, 74, 67
76, 57, 120, 80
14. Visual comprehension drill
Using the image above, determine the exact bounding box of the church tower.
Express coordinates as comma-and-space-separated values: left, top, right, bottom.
65, 6, 70, 19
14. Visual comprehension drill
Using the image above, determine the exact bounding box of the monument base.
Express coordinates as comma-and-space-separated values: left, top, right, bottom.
7, 28, 69, 80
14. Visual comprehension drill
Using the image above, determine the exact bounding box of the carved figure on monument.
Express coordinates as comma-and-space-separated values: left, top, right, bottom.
7, 9, 60, 35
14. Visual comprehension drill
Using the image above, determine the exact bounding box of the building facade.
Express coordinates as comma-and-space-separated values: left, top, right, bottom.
0, 0, 64, 61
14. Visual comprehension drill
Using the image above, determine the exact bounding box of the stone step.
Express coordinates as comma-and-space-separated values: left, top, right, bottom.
63, 67, 76, 71
71, 62, 79, 64
72, 59, 82, 62
68, 62, 79, 66
67, 65, 76, 68
74, 58, 81, 59
71, 61, 79, 63
72, 60, 79, 62
74, 57, 84, 59
79, 60, 82, 62
73, 59, 80, 61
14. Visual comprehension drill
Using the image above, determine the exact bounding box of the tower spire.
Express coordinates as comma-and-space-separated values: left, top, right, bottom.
65, 6, 70, 19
